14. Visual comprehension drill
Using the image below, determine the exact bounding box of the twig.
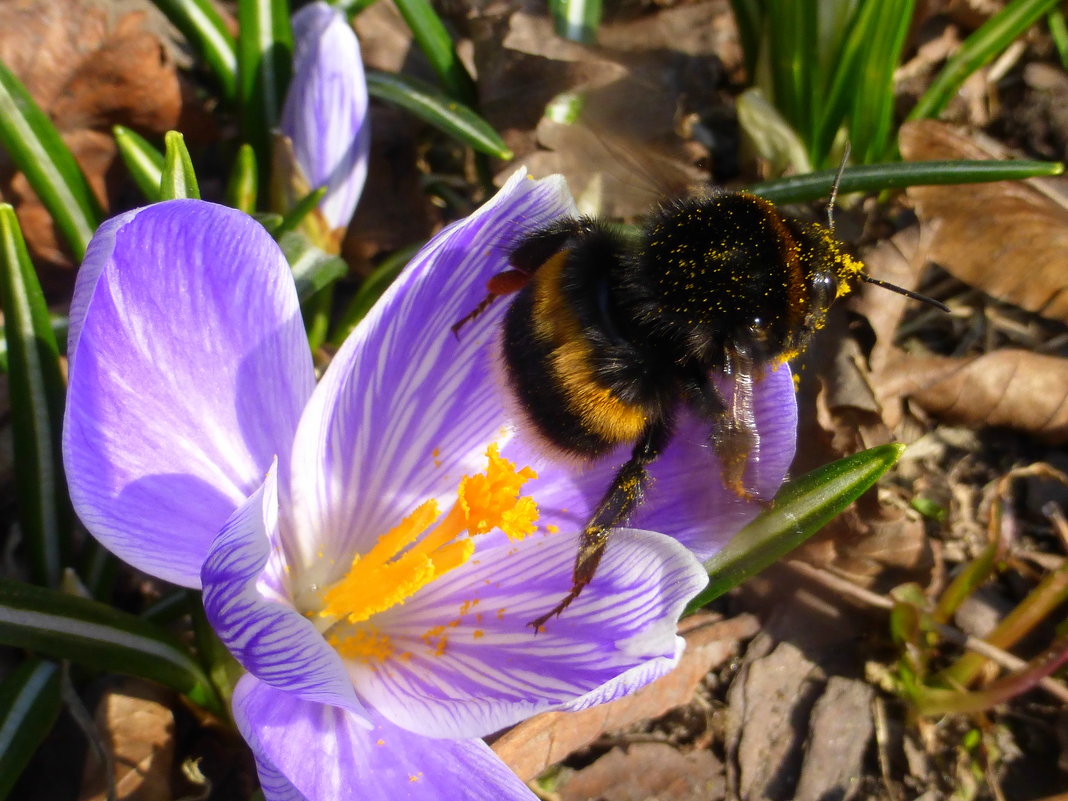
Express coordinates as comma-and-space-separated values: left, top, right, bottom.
786, 560, 1068, 705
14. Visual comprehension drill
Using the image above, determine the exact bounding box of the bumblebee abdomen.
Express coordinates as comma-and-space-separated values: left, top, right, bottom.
502, 250, 648, 459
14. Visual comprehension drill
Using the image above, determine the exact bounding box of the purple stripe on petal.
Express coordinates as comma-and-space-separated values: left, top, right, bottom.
352, 528, 705, 739
202, 468, 367, 717
285, 171, 576, 587
511, 363, 797, 563
281, 2, 369, 231
233, 674, 537, 801
250, 756, 309, 801
64, 201, 315, 586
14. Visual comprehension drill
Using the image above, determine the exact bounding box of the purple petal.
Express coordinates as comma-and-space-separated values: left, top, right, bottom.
63, 200, 315, 586
281, 2, 369, 231
233, 674, 537, 801
351, 528, 705, 739
202, 468, 367, 718
284, 171, 575, 585
510, 363, 797, 562
67, 209, 137, 362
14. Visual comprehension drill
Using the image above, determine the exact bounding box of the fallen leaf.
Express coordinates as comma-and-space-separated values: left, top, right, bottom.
0, 0, 209, 289
50, 11, 183, 133
559, 742, 725, 801
877, 349, 1068, 443
900, 120, 1068, 324
856, 226, 937, 373
492, 613, 759, 782
79, 680, 175, 801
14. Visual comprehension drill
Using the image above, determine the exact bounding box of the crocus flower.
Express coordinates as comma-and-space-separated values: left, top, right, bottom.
62, 169, 797, 800
278, 1, 369, 241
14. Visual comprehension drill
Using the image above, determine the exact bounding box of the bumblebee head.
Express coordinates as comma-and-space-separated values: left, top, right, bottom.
630, 194, 859, 366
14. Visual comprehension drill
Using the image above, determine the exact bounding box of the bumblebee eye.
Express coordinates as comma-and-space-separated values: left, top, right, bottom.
809, 272, 838, 310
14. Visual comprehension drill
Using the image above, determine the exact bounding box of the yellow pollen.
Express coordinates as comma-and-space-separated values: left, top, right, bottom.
330, 627, 393, 663
317, 445, 539, 631
457, 444, 538, 538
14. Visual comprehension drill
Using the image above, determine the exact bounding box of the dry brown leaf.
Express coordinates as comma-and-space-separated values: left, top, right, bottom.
558, 743, 725, 801
50, 11, 182, 132
878, 348, 1068, 442
0, 0, 208, 288
900, 120, 1068, 323
80, 680, 175, 801
857, 227, 935, 373
491, 613, 759, 782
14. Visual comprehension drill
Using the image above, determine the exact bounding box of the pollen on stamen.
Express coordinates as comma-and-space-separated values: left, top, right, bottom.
316, 444, 540, 655
330, 627, 393, 663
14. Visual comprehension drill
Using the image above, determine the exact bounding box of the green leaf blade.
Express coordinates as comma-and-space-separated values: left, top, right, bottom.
0, 579, 224, 717
237, 0, 294, 161
150, 0, 238, 101
0, 659, 61, 801
366, 71, 512, 159
748, 158, 1064, 205
113, 125, 165, 203
0, 62, 101, 260
910, 0, 1061, 121
686, 443, 905, 611
391, 0, 475, 104
0, 206, 70, 587
160, 131, 201, 200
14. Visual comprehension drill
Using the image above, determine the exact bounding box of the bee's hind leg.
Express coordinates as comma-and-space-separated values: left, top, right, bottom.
529, 418, 673, 631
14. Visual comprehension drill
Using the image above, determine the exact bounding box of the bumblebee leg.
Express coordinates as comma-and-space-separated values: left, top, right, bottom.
530, 418, 673, 630
685, 355, 761, 503
716, 350, 759, 501
451, 269, 531, 337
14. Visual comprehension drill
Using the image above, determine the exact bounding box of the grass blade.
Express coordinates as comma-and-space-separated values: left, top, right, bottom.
150, 0, 238, 102
910, 0, 1061, 121
748, 158, 1064, 204
0, 206, 70, 587
0, 578, 224, 717
0, 63, 101, 260
227, 143, 259, 214
160, 131, 201, 200
366, 71, 512, 159
0, 659, 61, 801
391, 0, 475, 104
237, 0, 293, 161
686, 444, 905, 611
0, 315, 67, 374
113, 125, 164, 203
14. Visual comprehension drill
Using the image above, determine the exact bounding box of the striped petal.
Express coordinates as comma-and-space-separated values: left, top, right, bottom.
64, 201, 314, 586
202, 467, 367, 719
352, 528, 706, 739
234, 675, 537, 801
281, 2, 369, 231
284, 170, 576, 589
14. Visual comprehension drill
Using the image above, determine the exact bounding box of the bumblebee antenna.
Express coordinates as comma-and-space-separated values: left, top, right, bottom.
860, 274, 950, 312
827, 143, 851, 231
826, 144, 948, 313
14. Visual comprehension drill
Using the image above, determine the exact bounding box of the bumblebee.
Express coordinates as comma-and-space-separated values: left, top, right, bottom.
456, 190, 945, 629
